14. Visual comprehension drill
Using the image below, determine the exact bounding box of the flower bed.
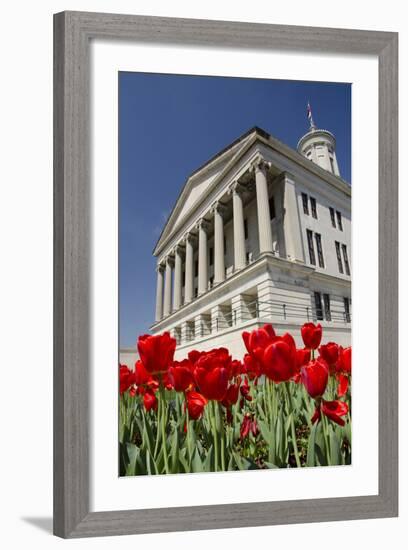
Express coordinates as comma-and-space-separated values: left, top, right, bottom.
119, 323, 351, 475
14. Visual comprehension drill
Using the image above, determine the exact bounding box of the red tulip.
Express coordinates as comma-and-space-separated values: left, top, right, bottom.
193, 348, 230, 401
262, 333, 297, 383
336, 346, 352, 375
240, 414, 251, 439
119, 364, 135, 395
250, 419, 259, 437
143, 390, 157, 412
243, 353, 262, 380
168, 359, 194, 392
318, 342, 339, 368
222, 382, 240, 407
301, 323, 322, 349
336, 373, 349, 397
301, 357, 329, 398
134, 359, 151, 386
137, 332, 176, 375
242, 324, 276, 363
321, 399, 349, 426
240, 377, 252, 401
186, 391, 207, 420
311, 399, 348, 426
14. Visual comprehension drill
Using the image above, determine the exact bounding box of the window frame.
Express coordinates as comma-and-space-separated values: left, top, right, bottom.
306, 229, 316, 265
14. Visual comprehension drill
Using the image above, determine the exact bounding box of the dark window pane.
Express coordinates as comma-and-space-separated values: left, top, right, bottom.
342, 244, 350, 275
310, 197, 318, 219
209, 247, 214, 266
269, 196, 276, 219
336, 211, 343, 231
302, 193, 309, 215
224, 236, 227, 254
330, 207, 336, 228
314, 292, 323, 320
307, 229, 316, 265
335, 241, 344, 274
244, 219, 248, 240
344, 297, 351, 323
315, 233, 325, 268
194, 259, 198, 277
323, 293, 331, 321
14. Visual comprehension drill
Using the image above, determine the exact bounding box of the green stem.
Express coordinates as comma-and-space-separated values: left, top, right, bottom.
211, 401, 219, 471
159, 383, 170, 474
321, 411, 331, 466
218, 402, 226, 471
153, 390, 161, 458
284, 382, 301, 468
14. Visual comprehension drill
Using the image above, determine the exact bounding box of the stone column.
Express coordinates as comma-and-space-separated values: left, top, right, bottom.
282, 172, 305, 262
154, 263, 165, 322
252, 156, 273, 254
211, 201, 227, 284
228, 181, 246, 271
197, 218, 210, 295
173, 245, 184, 311
163, 256, 173, 317
184, 232, 195, 303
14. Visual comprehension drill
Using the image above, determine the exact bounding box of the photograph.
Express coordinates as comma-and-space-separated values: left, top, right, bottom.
118, 72, 352, 476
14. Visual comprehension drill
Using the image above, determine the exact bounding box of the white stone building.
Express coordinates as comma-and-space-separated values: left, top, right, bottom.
121, 121, 351, 365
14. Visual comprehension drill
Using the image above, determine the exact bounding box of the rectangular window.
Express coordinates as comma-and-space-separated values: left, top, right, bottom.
209, 247, 214, 266
310, 197, 318, 219
315, 233, 325, 268
194, 259, 198, 277
335, 241, 344, 274
329, 207, 336, 228
307, 229, 316, 265
323, 293, 331, 321
269, 196, 276, 219
342, 244, 350, 275
244, 219, 248, 240
336, 210, 343, 231
314, 292, 323, 320
302, 193, 309, 215
344, 297, 351, 323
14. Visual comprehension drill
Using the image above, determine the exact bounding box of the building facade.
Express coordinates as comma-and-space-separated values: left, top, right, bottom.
122, 123, 351, 364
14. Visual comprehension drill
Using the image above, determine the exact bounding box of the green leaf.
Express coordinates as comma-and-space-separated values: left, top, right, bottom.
191, 449, 204, 473
306, 423, 317, 467
125, 443, 139, 476
203, 445, 214, 472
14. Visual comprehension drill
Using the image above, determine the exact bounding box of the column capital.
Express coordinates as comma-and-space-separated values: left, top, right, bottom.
196, 218, 211, 232
165, 255, 174, 267
183, 231, 197, 246
210, 200, 228, 216
156, 262, 165, 274
250, 155, 271, 174
172, 243, 185, 256
227, 180, 245, 196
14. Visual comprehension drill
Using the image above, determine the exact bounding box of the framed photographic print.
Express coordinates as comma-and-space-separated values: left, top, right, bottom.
53, 11, 398, 538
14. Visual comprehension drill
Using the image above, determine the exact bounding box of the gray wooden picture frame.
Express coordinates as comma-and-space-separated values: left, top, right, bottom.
53, 10, 398, 538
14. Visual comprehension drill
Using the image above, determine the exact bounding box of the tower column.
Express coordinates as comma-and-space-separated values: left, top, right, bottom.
184, 232, 195, 303
211, 201, 227, 284
154, 263, 165, 322
252, 157, 273, 254
228, 181, 246, 271
173, 245, 184, 311
281, 171, 305, 262
197, 219, 210, 295
163, 255, 173, 317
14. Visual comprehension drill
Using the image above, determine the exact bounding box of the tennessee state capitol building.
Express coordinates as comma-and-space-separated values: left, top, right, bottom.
122, 111, 351, 363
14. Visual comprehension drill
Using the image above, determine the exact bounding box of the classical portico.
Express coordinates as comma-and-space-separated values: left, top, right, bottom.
147, 125, 352, 359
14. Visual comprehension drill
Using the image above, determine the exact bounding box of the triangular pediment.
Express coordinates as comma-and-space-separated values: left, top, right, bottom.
153, 128, 261, 253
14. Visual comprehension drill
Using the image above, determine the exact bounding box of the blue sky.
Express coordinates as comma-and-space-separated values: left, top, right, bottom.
119, 72, 351, 347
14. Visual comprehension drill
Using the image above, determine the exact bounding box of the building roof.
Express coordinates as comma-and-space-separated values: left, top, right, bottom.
153, 125, 350, 256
